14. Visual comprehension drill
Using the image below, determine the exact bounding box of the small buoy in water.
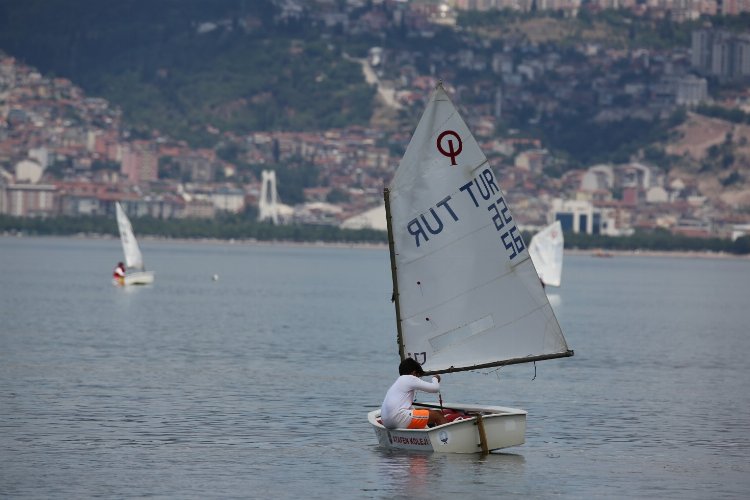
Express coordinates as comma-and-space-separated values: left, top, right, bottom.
212, 274, 219, 281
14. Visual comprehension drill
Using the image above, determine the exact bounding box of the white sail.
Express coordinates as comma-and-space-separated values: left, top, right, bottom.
387, 84, 571, 374
529, 220, 564, 288
115, 202, 145, 271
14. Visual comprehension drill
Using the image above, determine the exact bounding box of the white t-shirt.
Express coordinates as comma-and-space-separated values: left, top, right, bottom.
380, 375, 440, 429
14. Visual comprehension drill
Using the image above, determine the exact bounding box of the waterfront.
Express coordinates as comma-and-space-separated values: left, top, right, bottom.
1, 236, 749, 498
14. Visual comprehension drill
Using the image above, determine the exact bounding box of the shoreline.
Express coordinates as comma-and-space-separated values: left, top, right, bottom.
564, 248, 750, 260
0, 231, 390, 251
3, 232, 749, 258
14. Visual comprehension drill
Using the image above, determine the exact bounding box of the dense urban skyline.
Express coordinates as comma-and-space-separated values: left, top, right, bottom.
1, 0, 749, 241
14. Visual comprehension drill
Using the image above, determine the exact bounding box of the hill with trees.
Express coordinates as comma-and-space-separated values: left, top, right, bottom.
0, 0, 375, 146
1, 1, 748, 186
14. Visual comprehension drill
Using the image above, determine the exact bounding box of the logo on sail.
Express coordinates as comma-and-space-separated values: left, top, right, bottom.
436, 130, 462, 165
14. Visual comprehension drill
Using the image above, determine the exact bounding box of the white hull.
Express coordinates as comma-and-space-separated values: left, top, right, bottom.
114, 271, 154, 286
368, 403, 526, 454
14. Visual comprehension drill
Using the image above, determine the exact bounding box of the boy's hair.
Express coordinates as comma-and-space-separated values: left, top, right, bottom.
399, 357, 425, 376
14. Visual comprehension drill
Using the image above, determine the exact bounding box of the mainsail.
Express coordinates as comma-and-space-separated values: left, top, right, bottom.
529, 220, 564, 288
115, 202, 145, 271
386, 84, 572, 374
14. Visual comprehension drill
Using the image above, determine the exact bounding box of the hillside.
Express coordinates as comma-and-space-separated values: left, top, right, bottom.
457, 9, 696, 49
665, 112, 750, 208
0, 0, 375, 146
1, 0, 748, 192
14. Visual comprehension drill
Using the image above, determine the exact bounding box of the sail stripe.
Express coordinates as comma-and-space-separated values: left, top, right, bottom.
400, 247, 528, 319
428, 315, 494, 352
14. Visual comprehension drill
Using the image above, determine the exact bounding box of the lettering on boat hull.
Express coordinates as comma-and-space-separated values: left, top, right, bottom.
380, 429, 433, 451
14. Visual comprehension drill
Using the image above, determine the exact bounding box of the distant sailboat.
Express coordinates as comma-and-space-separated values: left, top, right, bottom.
528, 220, 564, 288
368, 83, 573, 453
592, 249, 614, 258
114, 202, 154, 286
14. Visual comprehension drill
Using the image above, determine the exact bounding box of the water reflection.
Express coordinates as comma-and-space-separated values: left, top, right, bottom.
547, 293, 562, 309
374, 448, 526, 497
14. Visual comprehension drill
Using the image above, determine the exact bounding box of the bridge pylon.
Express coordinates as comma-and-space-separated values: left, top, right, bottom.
258, 170, 280, 224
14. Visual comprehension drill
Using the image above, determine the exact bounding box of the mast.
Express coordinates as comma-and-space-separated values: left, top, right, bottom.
384, 187, 406, 361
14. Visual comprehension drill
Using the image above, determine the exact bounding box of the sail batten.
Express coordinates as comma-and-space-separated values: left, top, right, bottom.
399, 257, 531, 320
418, 299, 558, 350
387, 84, 571, 373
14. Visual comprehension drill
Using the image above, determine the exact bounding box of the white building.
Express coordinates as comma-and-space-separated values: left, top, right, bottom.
28, 147, 49, 169
581, 164, 614, 192
2, 183, 57, 216
550, 198, 618, 236
731, 224, 750, 241
341, 204, 387, 231
646, 186, 669, 203
619, 162, 652, 189
14, 159, 43, 184
676, 75, 708, 106
211, 187, 245, 213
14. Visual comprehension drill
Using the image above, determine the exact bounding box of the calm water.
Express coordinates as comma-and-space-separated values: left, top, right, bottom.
1, 236, 749, 499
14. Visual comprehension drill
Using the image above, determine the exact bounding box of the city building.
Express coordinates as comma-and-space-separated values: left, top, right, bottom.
692, 30, 750, 82
550, 198, 619, 235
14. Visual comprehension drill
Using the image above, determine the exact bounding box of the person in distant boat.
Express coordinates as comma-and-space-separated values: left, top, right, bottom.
380, 357, 447, 430
113, 261, 126, 285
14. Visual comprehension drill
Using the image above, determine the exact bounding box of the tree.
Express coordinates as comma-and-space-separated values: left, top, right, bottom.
326, 188, 350, 203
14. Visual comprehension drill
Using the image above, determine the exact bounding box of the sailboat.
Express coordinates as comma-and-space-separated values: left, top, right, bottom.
368, 84, 573, 454
528, 220, 564, 288
114, 202, 154, 286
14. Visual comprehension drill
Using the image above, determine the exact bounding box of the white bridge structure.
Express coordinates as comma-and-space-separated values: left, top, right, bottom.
258, 170, 280, 224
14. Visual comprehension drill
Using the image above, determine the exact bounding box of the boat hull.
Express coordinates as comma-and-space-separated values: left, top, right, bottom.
123, 271, 154, 286
368, 403, 526, 454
